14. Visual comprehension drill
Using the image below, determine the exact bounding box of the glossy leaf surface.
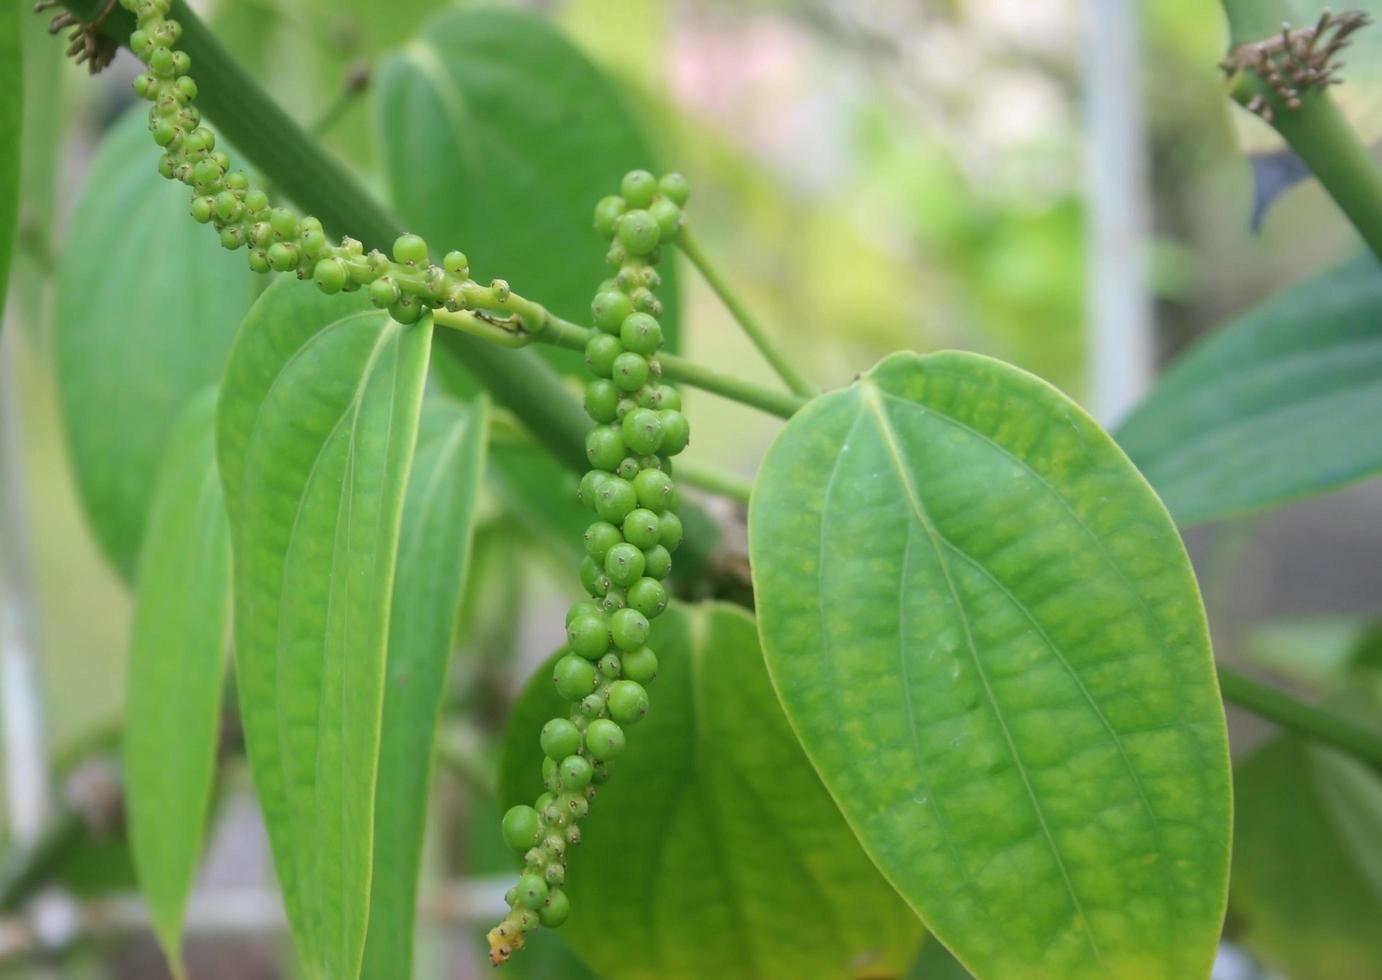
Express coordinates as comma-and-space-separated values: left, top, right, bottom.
375, 6, 678, 372
750, 351, 1231, 979
217, 280, 431, 979
1117, 258, 1382, 525
361, 394, 489, 979
1231, 736, 1382, 979
56, 108, 254, 576
122, 388, 230, 978
500, 602, 923, 980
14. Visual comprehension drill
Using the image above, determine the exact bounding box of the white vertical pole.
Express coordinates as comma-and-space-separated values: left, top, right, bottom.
1084, 0, 1154, 426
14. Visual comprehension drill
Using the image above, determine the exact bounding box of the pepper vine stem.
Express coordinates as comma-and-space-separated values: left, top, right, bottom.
1217, 666, 1382, 768
675, 228, 820, 399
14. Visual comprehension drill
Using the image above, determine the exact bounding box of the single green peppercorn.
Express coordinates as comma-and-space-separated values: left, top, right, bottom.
389, 297, 424, 324
618, 210, 660, 256
594, 478, 638, 523
268, 243, 298, 271
443, 250, 469, 275
585, 718, 626, 760
578, 470, 609, 509
541, 719, 583, 761
621, 169, 658, 208
612, 352, 650, 392
369, 277, 399, 309
607, 680, 649, 725
592, 290, 634, 333
604, 542, 646, 587
657, 385, 682, 411
514, 874, 549, 910
593, 195, 626, 238
633, 468, 675, 512
559, 755, 594, 791
622, 509, 661, 549
658, 409, 690, 455
585, 425, 626, 471
659, 172, 691, 205
620, 312, 663, 355
649, 198, 682, 240
554, 655, 599, 701
622, 646, 658, 685
644, 544, 673, 580
610, 608, 650, 652
659, 512, 684, 551
269, 207, 297, 239
501, 806, 542, 853
615, 456, 640, 481
567, 614, 610, 660
189, 197, 213, 223
597, 652, 622, 678
585, 334, 623, 378
583, 521, 623, 561
540, 888, 571, 927
313, 258, 347, 294
579, 556, 611, 597
622, 408, 664, 455
566, 600, 601, 626
584, 379, 620, 423
392, 233, 428, 264
627, 577, 668, 618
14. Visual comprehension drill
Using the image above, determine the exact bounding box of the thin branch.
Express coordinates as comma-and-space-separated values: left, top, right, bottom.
1218, 666, 1382, 768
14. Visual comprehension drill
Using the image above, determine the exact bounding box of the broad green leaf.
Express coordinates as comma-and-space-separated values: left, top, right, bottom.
55, 108, 254, 577
499, 602, 923, 979
1117, 258, 1382, 526
750, 351, 1232, 979
0, 0, 22, 322
122, 387, 230, 978
361, 394, 489, 980
375, 5, 679, 373
217, 278, 432, 979
1231, 736, 1382, 979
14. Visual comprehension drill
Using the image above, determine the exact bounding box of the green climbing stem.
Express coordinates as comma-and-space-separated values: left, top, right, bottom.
1218, 666, 1382, 768
676, 228, 819, 398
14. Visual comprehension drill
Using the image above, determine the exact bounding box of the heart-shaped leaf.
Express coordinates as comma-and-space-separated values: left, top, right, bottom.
500, 602, 923, 979
375, 6, 678, 371
55, 108, 254, 577
361, 394, 489, 979
122, 387, 230, 979
217, 279, 432, 979
1117, 257, 1382, 526
750, 351, 1231, 979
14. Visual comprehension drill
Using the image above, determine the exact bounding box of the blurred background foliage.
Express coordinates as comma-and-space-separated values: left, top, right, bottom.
3, 0, 1381, 976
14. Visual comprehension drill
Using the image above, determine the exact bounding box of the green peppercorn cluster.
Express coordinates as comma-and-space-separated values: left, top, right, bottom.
118, 0, 515, 326
487, 170, 690, 966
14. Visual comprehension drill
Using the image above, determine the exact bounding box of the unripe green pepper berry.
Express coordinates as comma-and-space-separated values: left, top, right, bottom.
313, 258, 347, 294
598, 652, 622, 678
535, 792, 555, 813
633, 468, 675, 512
628, 577, 668, 618
649, 198, 682, 240
559, 755, 594, 790
212, 190, 239, 222
269, 207, 298, 239
585, 718, 626, 760
658, 409, 690, 455
593, 195, 626, 239
659, 512, 684, 551
610, 608, 650, 652
585, 334, 623, 379
585, 425, 625, 471
622, 646, 659, 684
615, 456, 640, 481
618, 210, 660, 256
578, 693, 606, 718
440, 251, 468, 277
592, 290, 634, 334
621, 169, 658, 208
540, 888, 571, 928
369, 277, 400, 309
564, 792, 590, 820
604, 542, 646, 587
501, 805, 542, 852
657, 385, 682, 411
599, 590, 627, 614
544, 864, 566, 886
540, 718, 583, 761
579, 469, 610, 509
514, 873, 549, 910
541, 756, 559, 791
612, 352, 650, 392
616, 398, 638, 422
607, 679, 649, 725
247, 250, 270, 274
390, 296, 424, 324
554, 654, 598, 701
620, 313, 663, 355
392, 233, 428, 264
633, 385, 663, 409
594, 477, 637, 523
622, 408, 664, 455
582, 521, 622, 561
566, 600, 601, 626
584, 379, 621, 423
622, 508, 661, 549
659, 172, 691, 205
268, 243, 299, 272
192, 157, 222, 187
567, 614, 610, 660
189, 197, 213, 223
300, 228, 327, 257
644, 544, 673, 580
579, 555, 611, 597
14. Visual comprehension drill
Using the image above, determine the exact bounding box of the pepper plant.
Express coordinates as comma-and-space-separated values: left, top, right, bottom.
2, 0, 1381, 977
